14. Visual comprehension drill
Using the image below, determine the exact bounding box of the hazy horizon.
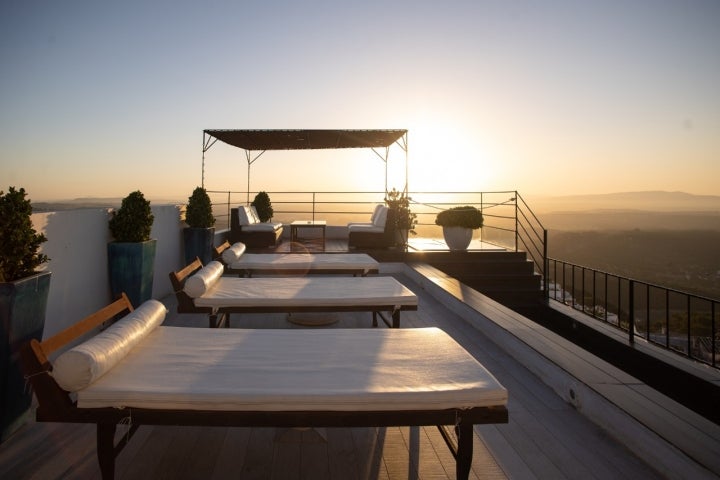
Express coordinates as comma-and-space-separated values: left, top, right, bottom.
2, 2, 719, 201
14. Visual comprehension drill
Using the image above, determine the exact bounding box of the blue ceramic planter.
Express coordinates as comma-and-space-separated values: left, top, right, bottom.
0, 271, 51, 442
183, 227, 215, 265
107, 240, 156, 309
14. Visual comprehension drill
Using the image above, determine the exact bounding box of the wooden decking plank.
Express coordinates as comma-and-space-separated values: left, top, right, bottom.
299, 441, 330, 480
350, 427, 390, 480
270, 440, 302, 480
240, 428, 275, 479
326, 427, 361, 480
475, 425, 538, 479
210, 427, 251, 479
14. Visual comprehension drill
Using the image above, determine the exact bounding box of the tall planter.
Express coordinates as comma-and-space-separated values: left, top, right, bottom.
108, 240, 156, 308
0, 271, 51, 441
183, 227, 215, 265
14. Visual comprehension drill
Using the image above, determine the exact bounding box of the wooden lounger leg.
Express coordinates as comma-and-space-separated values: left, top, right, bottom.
97, 423, 117, 480
456, 421, 474, 480
392, 308, 400, 328
372, 311, 378, 327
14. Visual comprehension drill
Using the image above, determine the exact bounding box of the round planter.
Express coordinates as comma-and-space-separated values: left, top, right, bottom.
442, 226, 473, 251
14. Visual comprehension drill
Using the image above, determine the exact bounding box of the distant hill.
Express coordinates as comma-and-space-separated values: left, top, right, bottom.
529, 191, 720, 213
32, 197, 184, 212
528, 191, 720, 231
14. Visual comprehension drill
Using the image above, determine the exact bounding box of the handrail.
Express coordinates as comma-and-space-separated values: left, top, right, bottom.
548, 257, 719, 369
207, 189, 548, 288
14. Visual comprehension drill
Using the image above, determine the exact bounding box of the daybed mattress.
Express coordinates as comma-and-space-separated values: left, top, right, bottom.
229, 253, 379, 272
193, 276, 416, 308
77, 327, 508, 411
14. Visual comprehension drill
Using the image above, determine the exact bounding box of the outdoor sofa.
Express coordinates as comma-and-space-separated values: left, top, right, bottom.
347, 204, 398, 249
229, 205, 283, 248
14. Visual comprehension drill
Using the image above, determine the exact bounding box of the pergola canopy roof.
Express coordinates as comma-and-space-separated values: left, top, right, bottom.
204, 129, 407, 151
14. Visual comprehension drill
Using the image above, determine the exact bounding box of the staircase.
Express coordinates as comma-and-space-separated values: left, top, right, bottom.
409, 250, 544, 308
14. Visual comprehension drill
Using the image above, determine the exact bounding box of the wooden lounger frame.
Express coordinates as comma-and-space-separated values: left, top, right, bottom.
213, 240, 380, 277
169, 258, 415, 328
20, 294, 508, 480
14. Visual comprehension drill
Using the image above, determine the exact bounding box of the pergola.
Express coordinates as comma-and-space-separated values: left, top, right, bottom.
202, 129, 408, 204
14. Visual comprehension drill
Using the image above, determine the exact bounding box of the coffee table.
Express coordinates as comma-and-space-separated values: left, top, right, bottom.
290, 220, 326, 250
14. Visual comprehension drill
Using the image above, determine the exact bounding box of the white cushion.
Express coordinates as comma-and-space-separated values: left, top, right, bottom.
183, 261, 224, 298
52, 299, 168, 392
348, 223, 384, 233
373, 206, 388, 228
249, 205, 262, 223
243, 222, 282, 232
236, 207, 251, 226
221, 242, 246, 264
370, 204, 384, 223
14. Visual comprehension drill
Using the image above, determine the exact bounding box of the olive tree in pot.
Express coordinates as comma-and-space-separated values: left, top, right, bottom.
0, 187, 51, 441
251, 191, 274, 222
183, 187, 215, 265
385, 188, 417, 248
108, 191, 155, 309
435, 205, 484, 251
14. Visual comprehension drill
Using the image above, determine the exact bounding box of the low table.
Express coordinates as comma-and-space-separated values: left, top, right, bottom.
290, 220, 326, 250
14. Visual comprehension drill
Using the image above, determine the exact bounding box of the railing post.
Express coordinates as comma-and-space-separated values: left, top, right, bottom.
514, 192, 519, 252
543, 229, 549, 301
629, 279, 635, 344
312, 192, 316, 221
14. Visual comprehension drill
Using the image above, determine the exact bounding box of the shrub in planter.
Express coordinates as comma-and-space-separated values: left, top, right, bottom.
385, 188, 417, 247
252, 191, 274, 222
183, 187, 215, 265
0, 187, 51, 441
107, 191, 156, 308
435, 206, 483, 251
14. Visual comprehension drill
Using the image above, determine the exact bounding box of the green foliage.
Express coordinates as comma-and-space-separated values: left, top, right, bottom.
109, 190, 154, 242
435, 206, 484, 229
251, 191, 274, 222
0, 187, 49, 282
385, 188, 417, 233
185, 187, 215, 228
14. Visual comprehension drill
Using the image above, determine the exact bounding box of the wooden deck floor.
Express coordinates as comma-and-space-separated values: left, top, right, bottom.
0, 272, 667, 479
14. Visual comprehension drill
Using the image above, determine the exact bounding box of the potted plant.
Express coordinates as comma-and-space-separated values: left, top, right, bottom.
385, 188, 417, 247
183, 187, 215, 265
0, 187, 51, 441
107, 190, 155, 308
435, 205, 483, 251
251, 191, 274, 222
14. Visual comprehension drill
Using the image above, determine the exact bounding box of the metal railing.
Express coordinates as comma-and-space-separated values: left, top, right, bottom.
205, 190, 548, 292
548, 258, 719, 369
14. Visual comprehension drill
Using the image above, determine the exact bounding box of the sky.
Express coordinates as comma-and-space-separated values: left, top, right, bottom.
1, 0, 719, 202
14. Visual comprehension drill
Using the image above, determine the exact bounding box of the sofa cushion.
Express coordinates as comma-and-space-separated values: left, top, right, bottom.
52, 299, 168, 392
370, 204, 384, 223
237, 206, 251, 226
348, 223, 385, 234
243, 222, 282, 232
373, 206, 388, 228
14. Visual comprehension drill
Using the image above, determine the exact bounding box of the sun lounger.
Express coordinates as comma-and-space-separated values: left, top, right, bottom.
214, 240, 380, 276
20, 294, 508, 480
169, 258, 417, 328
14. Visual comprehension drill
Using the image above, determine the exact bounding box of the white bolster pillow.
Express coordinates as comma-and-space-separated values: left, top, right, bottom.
221, 242, 246, 264
52, 299, 168, 392
183, 260, 224, 298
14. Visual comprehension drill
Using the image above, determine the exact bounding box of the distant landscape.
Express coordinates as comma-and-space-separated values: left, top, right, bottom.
533, 192, 720, 299
33, 191, 720, 300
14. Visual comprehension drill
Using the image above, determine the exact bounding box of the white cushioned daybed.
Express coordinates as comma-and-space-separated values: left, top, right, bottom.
21, 294, 508, 480
214, 240, 380, 277
169, 258, 417, 328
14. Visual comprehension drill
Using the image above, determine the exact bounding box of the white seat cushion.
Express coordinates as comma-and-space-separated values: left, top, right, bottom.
242, 223, 282, 232
348, 223, 384, 233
